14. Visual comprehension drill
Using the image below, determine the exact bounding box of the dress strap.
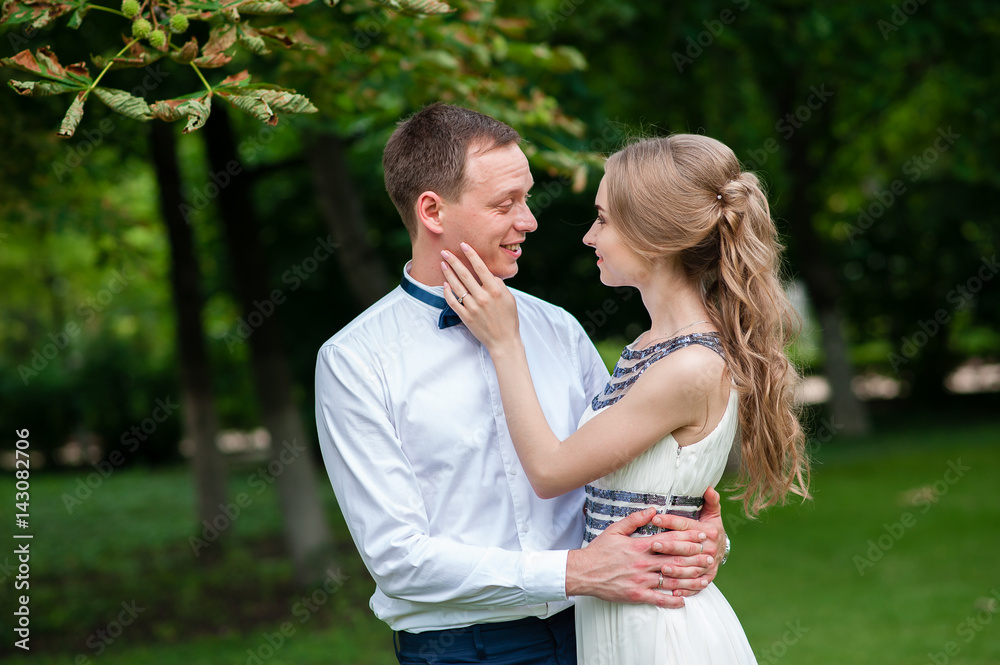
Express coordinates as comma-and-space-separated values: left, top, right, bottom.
591, 332, 725, 411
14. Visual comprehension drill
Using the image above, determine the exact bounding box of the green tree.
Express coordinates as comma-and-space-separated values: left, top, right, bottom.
2, 0, 600, 584
511, 0, 998, 421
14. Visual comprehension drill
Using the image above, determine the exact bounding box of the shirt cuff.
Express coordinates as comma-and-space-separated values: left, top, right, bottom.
523, 549, 569, 604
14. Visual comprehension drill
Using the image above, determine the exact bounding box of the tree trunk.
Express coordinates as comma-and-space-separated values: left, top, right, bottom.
307, 133, 392, 308
203, 107, 334, 585
815, 306, 870, 434
780, 85, 871, 438
149, 122, 229, 538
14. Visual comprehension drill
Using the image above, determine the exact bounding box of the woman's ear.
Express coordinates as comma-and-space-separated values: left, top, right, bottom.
416, 190, 445, 236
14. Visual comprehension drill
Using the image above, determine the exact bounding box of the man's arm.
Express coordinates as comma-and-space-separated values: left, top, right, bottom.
316, 342, 567, 609
564, 487, 725, 608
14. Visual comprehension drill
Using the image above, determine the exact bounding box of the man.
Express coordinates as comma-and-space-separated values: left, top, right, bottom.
315, 104, 726, 664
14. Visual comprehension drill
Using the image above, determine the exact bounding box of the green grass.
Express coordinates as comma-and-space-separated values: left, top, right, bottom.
721, 419, 1000, 664
0, 462, 395, 665
2, 418, 999, 664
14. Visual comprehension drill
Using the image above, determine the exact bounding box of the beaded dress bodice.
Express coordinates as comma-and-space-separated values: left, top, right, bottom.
591, 332, 726, 411
580, 332, 736, 544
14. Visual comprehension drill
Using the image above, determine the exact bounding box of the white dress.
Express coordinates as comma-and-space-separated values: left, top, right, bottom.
573, 333, 757, 664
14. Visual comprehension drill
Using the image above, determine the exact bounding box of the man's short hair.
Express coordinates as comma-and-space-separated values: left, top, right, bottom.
383, 103, 522, 238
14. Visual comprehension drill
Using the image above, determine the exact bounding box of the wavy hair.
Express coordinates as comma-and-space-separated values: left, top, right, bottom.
603, 134, 810, 516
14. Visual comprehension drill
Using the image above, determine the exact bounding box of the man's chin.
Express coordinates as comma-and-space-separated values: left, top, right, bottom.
483, 256, 519, 280
494, 263, 518, 280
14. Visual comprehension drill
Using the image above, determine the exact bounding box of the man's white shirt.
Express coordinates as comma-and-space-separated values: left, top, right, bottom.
315, 264, 609, 632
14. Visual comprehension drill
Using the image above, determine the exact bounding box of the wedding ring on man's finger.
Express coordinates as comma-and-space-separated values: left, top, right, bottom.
657, 572, 664, 590
699, 542, 704, 554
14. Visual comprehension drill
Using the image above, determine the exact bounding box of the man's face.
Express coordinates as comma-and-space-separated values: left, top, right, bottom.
439, 143, 537, 280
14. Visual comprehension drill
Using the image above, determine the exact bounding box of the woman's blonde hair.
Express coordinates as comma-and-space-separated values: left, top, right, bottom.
604, 134, 810, 516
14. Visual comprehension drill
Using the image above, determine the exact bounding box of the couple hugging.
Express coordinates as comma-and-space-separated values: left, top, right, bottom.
315, 103, 810, 664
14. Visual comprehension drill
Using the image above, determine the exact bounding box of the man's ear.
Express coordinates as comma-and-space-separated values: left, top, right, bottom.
415, 191, 445, 236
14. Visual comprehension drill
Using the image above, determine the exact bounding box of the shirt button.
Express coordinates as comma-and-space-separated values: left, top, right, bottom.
521, 523, 529, 533
510, 467, 518, 476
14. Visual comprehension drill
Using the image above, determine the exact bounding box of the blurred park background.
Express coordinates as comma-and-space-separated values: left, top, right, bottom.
1, 0, 998, 663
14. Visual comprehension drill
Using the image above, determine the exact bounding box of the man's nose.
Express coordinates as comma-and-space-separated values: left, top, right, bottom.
515, 204, 538, 233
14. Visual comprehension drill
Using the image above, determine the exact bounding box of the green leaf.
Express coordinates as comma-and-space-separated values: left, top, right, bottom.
203, 23, 237, 54
491, 34, 508, 60
91, 40, 165, 69
1, 47, 92, 85
0, 0, 73, 29
218, 91, 276, 125
237, 0, 292, 14
180, 99, 211, 133
506, 43, 550, 68
468, 43, 490, 68
191, 52, 232, 68
192, 23, 236, 67
57, 90, 88, 138
257, 26, 318, 50
148, 97, 192, 122
415, 50, 460, 70
8, 79, 82, 96
237, 26, 270, 55
372, 0, 453, 16
37, 46, 91, 84
216, 69, 252, 87
149, 96, 211, 133
216, 71, 316, 125
549, 46, 587, 73
93, 87, 153, 120
175, 0, 223, 11
66, 3, 89, 29
257, 88, 316, 115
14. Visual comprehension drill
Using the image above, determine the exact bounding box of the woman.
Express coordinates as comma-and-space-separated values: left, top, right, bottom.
439, 134, 810, 664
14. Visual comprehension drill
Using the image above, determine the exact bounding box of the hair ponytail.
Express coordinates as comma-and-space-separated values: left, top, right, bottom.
604, 135, 810, 517
712, 173, 810, 516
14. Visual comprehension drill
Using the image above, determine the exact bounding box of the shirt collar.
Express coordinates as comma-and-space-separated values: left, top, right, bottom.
400, 262, 462, 329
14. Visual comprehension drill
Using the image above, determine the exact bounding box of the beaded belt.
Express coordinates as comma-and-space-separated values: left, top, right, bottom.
583, 484, 705, 543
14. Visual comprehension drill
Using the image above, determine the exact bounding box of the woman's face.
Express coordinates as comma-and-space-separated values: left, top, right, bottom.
583, 175, 649, 287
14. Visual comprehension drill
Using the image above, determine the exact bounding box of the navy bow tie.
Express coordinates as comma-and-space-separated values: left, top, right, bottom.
399, 276, 463, 329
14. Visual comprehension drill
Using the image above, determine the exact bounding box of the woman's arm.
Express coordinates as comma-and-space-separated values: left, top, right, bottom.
441, 244, 723, 498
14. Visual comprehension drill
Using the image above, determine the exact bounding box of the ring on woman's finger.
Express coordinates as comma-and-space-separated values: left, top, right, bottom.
457, 292, 469, 305
657, 572, 664, 590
